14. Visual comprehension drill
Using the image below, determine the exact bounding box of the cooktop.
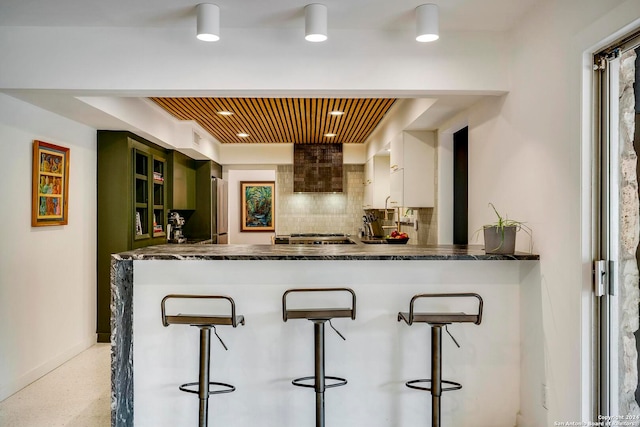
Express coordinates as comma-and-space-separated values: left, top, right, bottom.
290, 233, 346, 237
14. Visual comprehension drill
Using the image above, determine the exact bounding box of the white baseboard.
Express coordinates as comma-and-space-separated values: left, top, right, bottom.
0, 334, 97, 402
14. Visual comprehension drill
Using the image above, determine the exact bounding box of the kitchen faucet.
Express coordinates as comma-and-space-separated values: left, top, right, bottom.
384, 196, 391, 220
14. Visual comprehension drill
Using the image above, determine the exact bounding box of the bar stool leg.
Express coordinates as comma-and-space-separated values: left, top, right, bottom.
199, 326, 212, 427
431, 325, 442, 427
314, 320, 326, 427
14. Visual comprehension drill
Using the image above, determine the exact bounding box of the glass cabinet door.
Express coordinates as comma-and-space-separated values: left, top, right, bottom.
134, 150, 149, 239
152, 156, 166, 237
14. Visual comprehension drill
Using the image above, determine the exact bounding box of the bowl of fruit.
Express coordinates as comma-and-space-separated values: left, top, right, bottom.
385, 231, 409, 244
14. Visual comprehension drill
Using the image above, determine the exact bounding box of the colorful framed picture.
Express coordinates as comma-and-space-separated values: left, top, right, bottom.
241, 181, 275, 232
32, 140, 70, 226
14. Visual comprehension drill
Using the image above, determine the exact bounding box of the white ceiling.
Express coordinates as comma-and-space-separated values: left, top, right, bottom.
0, 0, 536, 141
0, 0, 537, 33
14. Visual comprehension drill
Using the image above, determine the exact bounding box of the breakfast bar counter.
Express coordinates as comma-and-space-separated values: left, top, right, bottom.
111, 244, 540, 427
114, 242, 539, 261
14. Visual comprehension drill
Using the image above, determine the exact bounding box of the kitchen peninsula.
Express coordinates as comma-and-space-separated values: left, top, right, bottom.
111, 243, 539, 427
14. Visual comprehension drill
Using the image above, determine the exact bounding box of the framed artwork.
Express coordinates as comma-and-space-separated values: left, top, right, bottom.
240, 181, 275, 232
32, 140, 70, 226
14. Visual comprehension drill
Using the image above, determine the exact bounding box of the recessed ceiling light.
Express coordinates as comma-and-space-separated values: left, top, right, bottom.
217, 110, 234, 116
325, 133, 337, 137
329, 111, 344, 116
237, 133, 250, 138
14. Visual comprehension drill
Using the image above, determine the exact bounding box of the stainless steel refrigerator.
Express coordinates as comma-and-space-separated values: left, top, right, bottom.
182, 161, 228, 244
212, 177, 228, 244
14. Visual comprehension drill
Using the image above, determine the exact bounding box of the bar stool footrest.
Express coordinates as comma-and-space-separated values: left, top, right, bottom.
405, 379, 462, 392
292, 375, 347, 389
179, 381, 236, 395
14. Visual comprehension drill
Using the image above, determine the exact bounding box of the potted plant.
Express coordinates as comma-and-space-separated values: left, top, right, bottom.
479, 203, 532, 254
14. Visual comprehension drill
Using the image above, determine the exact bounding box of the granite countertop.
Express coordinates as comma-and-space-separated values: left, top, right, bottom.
115, 241, 539, 261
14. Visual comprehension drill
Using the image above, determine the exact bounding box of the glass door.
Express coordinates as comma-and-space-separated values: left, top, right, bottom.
594, 30, 640, 419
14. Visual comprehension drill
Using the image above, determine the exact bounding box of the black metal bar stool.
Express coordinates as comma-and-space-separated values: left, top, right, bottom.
282, 288, 356, 427
398, 293, 483, 427
161, 294, 245, 427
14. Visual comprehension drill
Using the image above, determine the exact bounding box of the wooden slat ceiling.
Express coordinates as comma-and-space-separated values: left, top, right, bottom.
149, 97, 396, 144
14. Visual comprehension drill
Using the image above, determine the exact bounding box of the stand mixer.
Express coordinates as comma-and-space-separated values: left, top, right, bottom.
168, 212, 187, 243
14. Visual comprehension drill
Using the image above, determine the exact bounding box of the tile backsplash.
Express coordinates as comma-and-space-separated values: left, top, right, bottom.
276, 164, 438, 244
376, 208, 437, 245
277, 164, 363, 235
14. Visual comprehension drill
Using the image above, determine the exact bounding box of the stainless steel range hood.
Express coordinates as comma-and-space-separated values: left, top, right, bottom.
293, 144, 343, 192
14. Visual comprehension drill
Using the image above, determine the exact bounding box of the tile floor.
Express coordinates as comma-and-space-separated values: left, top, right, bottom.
0, 344, 111, 427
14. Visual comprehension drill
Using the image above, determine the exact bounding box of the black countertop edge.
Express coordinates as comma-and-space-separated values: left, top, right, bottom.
113, 244, 539, 261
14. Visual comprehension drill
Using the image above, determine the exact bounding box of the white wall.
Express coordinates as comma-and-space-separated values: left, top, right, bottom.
0, 94, 97, 401
224, 167, 277, 244
459, 0, 640, 424
220, 144, 293, 165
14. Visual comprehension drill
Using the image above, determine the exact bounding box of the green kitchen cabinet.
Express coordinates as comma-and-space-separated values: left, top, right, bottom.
97, 131, 168, 342
167, 151, 196, 210
180, 159, 222, 241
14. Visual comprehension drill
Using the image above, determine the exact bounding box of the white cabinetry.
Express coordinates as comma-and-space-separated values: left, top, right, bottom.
388, 131, 435, 208
363, 155, 390, 209
390, 168, 404, 207
364, 158, 374, 186
390, 133, 404, 171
